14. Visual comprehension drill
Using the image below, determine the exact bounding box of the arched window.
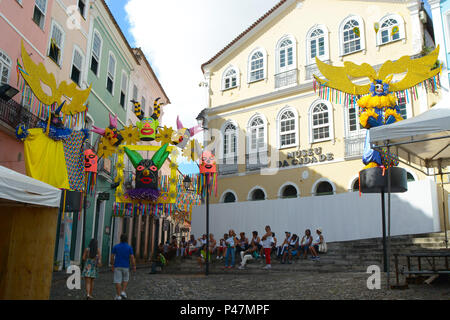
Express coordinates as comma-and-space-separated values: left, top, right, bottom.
250, 188, 266, 201
316, 181, 334, 196
222, 122, 237, 159
377, 14, 405, 45
223, 192, 237, 203
222, 66, 239, 90
248, 115, 266, 154
248, 49, 266, 83
278, 107, 298, 149
340, 16, 365, 56
281, 185, 298, 198
310, 101, 333, 143
0, 49, 12, 85
307, 27, 327, 64
276, 36, 296, 73
352, 179, 360, 192
407, 172, 415, 183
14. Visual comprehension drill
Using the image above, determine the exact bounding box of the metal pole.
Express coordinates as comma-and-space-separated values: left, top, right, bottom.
387, 144, 392, 290
439, 161, 449, 249
381, 191, 388, 272
205, 173, 210, 276
81, 192, 87, 269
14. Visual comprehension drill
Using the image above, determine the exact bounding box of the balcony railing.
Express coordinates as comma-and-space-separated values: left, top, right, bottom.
275, 69, 298, 89
218, 156, 238, 175
344, 133, 366, 159
0, 97, 41, 131
246, 152, 269, 171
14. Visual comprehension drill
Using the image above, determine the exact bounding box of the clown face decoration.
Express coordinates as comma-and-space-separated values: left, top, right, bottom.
200, 151, 216, 174
136, 117, 158, 141
134, 98, 162, 141
84, 149, 98, 173
171, 116, 202, 150
124, 143, 170, 201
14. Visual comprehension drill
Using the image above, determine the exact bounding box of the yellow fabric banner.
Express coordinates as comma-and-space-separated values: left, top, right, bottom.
24, 129, 70, 190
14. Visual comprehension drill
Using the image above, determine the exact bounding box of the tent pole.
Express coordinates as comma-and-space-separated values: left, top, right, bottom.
381, 191, 388, 272
439, 161, 449, 249
387, 143, 392, 290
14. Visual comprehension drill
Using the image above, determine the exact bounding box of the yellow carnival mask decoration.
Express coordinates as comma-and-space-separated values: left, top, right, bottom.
313, 46, 441, 95
19, 41, 92, 115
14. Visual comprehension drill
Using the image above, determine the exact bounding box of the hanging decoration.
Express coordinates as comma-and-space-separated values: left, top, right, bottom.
171, 116, 202, 150
182, 139, 203, 162
18, 41, 91, 115
155, 125, 175, 145
313, 46, 441, 169
114, 144, 178, 204
84, 149, 98, 195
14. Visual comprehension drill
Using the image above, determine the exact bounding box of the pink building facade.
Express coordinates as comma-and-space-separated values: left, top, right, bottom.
0, 0, 54, 174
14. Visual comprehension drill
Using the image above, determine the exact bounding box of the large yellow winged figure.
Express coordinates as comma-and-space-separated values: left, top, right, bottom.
314, 46, 441, 169
314, 46, 440, 95
19, 41, 91, 115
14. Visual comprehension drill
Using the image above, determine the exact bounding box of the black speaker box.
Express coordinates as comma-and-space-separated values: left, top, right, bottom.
359, 167, 408, 194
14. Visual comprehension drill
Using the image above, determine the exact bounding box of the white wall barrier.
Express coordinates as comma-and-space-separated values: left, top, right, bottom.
191, 180, 440, 243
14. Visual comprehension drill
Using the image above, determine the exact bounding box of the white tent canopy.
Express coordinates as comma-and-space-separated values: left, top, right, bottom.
370, 103, 450, 172
0, 165, 61, 208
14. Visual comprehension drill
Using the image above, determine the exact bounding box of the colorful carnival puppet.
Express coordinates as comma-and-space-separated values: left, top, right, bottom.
91, 113, 124, 147
171, 116, 202, 150
123, 143, 170, 201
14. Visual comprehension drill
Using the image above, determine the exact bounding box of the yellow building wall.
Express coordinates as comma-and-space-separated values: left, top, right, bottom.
204, 0, 439, 204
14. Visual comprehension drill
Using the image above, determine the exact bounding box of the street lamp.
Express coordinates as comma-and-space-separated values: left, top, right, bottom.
183, 175, 193, 192
195, 110, 211, 276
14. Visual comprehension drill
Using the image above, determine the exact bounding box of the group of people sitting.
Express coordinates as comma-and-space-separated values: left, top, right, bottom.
169, 226, 326, 270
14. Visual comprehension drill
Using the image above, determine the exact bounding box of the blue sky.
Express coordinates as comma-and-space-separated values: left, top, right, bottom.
105, 0, 135, 46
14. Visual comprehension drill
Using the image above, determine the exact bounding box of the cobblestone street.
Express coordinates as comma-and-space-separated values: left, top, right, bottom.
50, 267, 450, 300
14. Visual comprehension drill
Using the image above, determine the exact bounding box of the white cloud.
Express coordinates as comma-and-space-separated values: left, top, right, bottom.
124, 0, 279, 132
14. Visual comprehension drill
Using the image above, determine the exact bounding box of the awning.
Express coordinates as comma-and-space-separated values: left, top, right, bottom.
0, 165, 61, 208
370, 102, 450, 172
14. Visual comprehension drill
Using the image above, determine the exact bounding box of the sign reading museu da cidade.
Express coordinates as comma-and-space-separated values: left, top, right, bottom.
278, 147, 334, 168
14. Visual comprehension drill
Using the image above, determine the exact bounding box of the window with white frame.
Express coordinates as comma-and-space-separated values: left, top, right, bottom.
378, 14, 404, 46
33, 0, 47, 29
91, 31, 102, 75
223, 122, 237, 159
222, 67, 238, 90
309, 28, 325, 61
249, 116, 265, 153
277, 37, 295, 73
341, 17, 364, 55
279, 109, 297, 148
70, 49, 83, 86
311, 102, 332, 142
346, 105, 365, 136
120, 72, 128, 108
48, 22, 64, 65
106, 53, 116, 94
249, 50, 265, 82
0, 50, 11, 85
